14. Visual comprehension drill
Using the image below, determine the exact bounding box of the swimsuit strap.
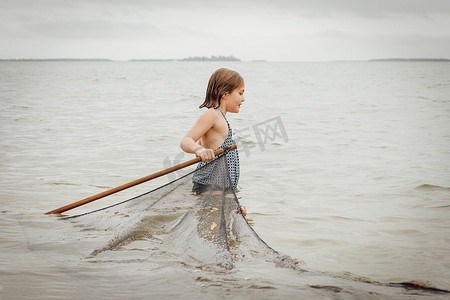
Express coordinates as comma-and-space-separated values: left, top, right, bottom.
215, 106, 226, 119
215, 107, 230, 128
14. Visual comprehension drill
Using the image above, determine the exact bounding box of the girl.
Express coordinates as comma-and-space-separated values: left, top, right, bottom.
180, 68, 245, 194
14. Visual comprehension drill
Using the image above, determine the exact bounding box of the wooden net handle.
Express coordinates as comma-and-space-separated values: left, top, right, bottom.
45, 144, 237, 214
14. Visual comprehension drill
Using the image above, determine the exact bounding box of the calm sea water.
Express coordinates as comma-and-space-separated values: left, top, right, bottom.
1, 61, 449, 299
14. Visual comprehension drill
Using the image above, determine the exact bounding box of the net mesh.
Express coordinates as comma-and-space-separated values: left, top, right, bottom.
58, 151, 450, 296
64, 151, 300, 270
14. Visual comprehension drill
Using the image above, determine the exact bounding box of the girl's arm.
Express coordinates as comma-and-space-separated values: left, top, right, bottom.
180, 110, 217, 162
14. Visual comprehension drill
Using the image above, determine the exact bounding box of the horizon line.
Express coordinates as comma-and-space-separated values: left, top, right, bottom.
1, 57, 449, 63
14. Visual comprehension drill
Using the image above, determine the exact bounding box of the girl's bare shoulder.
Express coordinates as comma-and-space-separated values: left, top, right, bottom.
198, 108, 220, 124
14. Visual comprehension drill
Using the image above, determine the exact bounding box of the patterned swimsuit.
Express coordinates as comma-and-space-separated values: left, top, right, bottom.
192, 108, 240, 193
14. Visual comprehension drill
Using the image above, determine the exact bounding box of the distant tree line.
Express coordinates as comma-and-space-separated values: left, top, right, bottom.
370, 58, 450, 62
180, 55, 240, 61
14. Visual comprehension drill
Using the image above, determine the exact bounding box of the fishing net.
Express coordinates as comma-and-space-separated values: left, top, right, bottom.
63, 149, 299, 270
53, 148, 450, 297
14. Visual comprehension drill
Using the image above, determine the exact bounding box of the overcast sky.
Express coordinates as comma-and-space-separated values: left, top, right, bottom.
1, 0, 450, 61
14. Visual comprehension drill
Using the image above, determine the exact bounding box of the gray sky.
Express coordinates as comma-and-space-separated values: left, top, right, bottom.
1, 0, 450, 61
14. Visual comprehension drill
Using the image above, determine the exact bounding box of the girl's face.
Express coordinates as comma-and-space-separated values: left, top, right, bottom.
224, 83, 245, 113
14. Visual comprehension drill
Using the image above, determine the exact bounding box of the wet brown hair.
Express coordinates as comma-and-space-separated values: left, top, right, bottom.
199, 68, 244, 109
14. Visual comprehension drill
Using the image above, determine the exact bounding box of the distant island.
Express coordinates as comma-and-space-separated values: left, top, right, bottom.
1, 56, 241, 62
131, 55, 241, 62
370, 58, 450, 62
180, 55, 240, 61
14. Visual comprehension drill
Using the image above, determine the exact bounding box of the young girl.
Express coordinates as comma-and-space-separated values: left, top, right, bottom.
180, 68, 245, 194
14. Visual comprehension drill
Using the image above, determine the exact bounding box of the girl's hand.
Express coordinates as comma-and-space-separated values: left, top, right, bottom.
195, 147, 215, 162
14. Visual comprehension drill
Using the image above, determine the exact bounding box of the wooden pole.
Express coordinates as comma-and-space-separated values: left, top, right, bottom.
45, 144, 236, 215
